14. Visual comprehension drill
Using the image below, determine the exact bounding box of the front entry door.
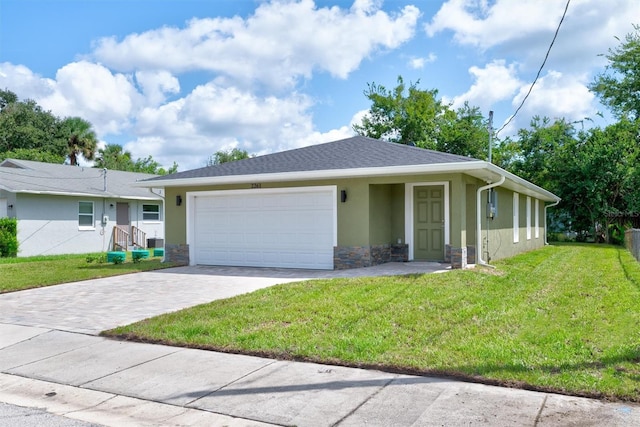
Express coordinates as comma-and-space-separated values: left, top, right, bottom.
116, 202, 129, 227
414, 186, 445, 261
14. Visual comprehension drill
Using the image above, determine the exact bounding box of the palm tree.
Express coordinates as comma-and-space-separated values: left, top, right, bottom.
60, 117, 97, 166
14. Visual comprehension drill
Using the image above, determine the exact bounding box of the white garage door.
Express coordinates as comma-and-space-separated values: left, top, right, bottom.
190, 186, 336, 269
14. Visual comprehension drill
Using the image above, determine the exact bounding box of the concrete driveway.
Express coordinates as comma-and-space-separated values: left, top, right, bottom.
0, 262, 447, 335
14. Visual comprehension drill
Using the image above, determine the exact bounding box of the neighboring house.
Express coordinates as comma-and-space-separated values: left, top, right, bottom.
0, 159, 164, 257
138, 136, 560, 270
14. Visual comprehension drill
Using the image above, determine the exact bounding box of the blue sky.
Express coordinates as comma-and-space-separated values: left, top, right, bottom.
0, 0, 637, 171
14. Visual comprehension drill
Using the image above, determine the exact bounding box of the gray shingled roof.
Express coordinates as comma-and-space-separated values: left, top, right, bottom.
145, 136, 477, 182
0, 159, 162, 200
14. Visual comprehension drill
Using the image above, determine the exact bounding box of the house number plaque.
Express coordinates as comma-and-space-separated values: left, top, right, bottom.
251, 183, 262, 189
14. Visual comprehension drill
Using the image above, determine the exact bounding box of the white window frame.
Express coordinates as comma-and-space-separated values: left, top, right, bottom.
142, 203, 161, 222
513, 192, 519, 243
526, 196, 532, 240
535, 199, 540, 238
78, 201, 95, 230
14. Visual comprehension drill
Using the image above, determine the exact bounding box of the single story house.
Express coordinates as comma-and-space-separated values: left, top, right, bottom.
138, 136, 560, 270
0, 159, 164, 257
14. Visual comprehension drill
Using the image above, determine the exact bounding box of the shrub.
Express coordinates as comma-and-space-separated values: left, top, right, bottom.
0, 218, 18, 257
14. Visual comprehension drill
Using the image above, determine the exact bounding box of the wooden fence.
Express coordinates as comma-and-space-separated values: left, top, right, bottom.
626, 229, 640, 262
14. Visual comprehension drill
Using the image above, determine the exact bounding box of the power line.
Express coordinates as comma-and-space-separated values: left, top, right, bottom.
495, 0, 571, 136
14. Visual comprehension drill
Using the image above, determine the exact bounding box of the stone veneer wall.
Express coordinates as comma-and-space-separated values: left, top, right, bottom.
451, 246, 467, 269
466, 245, 476, 264
164, 243, 189, 265
334, 244, 408, 270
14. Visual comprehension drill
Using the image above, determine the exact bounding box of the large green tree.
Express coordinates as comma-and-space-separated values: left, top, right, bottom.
590, 24, 640, 120
59, 116, 98, 166
508, 116, 577, 191
0, 89, 66, 156
353, 76, 490, 159
552, 119, 640, 242
353, 76, 447, 148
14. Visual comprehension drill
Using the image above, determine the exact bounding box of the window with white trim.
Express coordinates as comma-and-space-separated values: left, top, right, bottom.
526, 196, 532, 240
78, 201, 94, 228
535, 199, 540, 238
142, 204, 160, 221
513, 193, 519, 243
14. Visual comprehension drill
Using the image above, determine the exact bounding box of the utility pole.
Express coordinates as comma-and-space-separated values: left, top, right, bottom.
488, 110, 493, 164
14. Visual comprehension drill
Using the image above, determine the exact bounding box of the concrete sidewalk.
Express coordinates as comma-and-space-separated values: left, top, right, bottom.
1, 324, 639, 426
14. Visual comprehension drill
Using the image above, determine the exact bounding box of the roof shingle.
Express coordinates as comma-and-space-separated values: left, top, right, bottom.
146, 136, 477, 182
0, 159, 161, 199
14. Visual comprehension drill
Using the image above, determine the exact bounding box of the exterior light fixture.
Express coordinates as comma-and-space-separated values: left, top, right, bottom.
176, 195, 183, 206
341, 190, 347, 203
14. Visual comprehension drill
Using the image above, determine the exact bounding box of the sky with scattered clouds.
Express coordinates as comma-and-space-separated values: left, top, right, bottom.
0, 0, 637, 171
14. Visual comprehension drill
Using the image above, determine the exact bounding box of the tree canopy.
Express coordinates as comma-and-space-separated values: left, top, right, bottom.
590, 24, 640, 120
59, 116, 98, 166
0, 89, 67, 157
95, 144, 178, 175
207, 147, 252, 165
353, 77, 489, 159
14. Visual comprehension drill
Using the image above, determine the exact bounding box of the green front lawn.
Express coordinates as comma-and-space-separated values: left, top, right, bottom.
104, 243, 640, 401
0, 253, 176, 293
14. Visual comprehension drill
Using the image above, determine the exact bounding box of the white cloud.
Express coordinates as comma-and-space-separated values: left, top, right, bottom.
408, 52, 437, 70
0, 61, 140, 136
425, 0, 640, 72
41, 61, 141, 135
127, 82, 323, 170
135, 70, 180, 106
450, 60, 522, 110
497, 70, 596, 136
0, 63, 56, 100
91, 0, 420, 89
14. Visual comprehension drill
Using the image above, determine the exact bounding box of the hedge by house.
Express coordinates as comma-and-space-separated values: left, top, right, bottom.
0, 218, 18, 257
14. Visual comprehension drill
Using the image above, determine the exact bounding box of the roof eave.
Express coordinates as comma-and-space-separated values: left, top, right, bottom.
135, 161, 560, 202
7, 189, 162, 200
135, 162, 488, 188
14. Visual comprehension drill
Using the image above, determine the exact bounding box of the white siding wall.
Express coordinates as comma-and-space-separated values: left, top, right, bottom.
16, 194, 163, 257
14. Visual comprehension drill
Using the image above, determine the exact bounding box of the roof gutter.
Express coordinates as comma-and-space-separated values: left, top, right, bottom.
544, 199, 561, 245
476, 174, 506, 268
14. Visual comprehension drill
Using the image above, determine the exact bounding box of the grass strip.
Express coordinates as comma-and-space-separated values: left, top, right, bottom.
0, 253, 177, 293
104, 243, 640, 401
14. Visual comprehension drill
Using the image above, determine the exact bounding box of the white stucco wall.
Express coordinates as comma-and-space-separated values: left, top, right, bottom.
16, 194, 164, 257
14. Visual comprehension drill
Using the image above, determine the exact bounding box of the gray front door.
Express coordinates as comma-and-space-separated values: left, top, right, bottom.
116, 203, 129, 227
414, 186, 444, 261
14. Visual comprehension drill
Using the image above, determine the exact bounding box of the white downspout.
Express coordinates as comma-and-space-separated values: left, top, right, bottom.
544, 199, 561, 245
476, 175, 506, 268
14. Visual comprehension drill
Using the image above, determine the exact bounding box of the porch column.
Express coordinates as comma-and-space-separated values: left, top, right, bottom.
449, 175, 467, 269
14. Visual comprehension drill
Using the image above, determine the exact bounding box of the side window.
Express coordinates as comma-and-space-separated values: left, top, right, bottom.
79, 201, 94, 228
143, 204, 160, 221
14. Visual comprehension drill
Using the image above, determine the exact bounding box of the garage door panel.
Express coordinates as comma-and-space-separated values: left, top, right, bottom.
192, 188, 335, 269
